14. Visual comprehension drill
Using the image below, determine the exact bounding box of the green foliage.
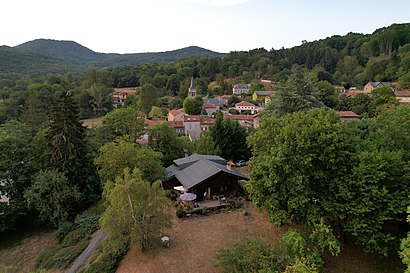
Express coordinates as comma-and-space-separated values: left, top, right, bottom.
209, 111, 250, 161
0, 120, 38, 232
314, 80, 338, 108
138, 83, 158, 115
194, 132, 221, 156
95, 139, 164, 184
36, 212, 99, 270
84, 236, 129, 273
398, 72, 410, 89
216, 239, 291, 273
100, 168, 173, 252
183, 96, 203, 115
265, 70, 324, 117
88, 83, 113, 116
148, 122, 192, 166
102, 106, 145, 142
400, 206, 410, 273
25, 169, 82, 225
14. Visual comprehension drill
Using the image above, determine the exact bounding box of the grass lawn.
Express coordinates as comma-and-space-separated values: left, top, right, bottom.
116, 203, 404, 273
0, 227, 57, 273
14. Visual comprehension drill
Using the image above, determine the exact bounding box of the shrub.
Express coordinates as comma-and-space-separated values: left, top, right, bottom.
74, 211, 100, 234
176, 209, 186, 218
53, 221, 75, 243
216, 239, 291, 273
84, 237, 129, 273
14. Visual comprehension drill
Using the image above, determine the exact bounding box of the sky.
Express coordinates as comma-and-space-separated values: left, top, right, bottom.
1, 0, 409, 54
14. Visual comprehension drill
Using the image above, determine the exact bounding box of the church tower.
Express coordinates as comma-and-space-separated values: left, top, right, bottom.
188, 76, 197, 98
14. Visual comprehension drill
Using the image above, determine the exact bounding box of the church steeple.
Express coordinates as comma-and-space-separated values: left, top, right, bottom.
188, 76, 197, 98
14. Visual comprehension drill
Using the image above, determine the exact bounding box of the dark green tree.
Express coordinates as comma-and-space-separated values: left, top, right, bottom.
209, 111, 250, 161
183, 96, 203, 115
138, 83, 158, 115
48, 91, 99, 202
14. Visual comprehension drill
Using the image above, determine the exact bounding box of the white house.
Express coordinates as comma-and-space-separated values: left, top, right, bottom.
232, 83, 250, 95
235, 101, 256, 114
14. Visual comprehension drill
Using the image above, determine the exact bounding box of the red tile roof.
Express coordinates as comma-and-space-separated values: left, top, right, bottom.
144, 119, 166, 128
169, 108, 184, 116
224, 114, 256, 121
169, 121, 184, 127
235, 101, 255, 107
204, 104, 217, 108
184, 115, 201, 122
337, 111, 359, 118
396, 91, 410, 97
346, 90, 368, 97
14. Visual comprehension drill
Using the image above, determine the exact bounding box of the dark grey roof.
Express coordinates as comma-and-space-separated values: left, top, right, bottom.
233, 83, 250, 89
254, 91, 274, 96
202, 98, 219, 106
190, 76, 195, 89
164, 154, 249, 189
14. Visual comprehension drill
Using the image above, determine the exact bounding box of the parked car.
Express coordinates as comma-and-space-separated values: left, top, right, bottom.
235, 160, 247, 167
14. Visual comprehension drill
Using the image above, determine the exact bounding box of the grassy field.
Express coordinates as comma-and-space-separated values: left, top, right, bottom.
116, 203, 404, 273
0, 227, 57, 273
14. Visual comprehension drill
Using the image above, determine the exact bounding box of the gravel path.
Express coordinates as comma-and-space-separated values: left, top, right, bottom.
66, 230, 107, 273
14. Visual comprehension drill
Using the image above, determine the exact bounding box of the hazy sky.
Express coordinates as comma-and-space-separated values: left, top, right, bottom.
1, 0, 409, 54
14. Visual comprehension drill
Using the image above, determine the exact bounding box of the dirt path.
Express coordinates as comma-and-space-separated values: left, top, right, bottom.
67, 230, 107, 273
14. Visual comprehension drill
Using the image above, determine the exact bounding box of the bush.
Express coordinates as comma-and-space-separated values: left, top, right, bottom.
176, 209, 186, 218
166, 190, 177, 201
53, 221, 75, 243
74, 211, 100, 234
216, 239, 291, 273
84, 237, 129, 273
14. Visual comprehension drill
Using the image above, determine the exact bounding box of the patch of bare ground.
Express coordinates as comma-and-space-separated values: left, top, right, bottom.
116, 202, 403, 273
116, 203, 291, 273
0, 228, 57, 273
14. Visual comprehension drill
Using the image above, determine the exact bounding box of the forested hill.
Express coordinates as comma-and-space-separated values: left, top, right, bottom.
16, 39, 106, 64
0, 39, 224, 78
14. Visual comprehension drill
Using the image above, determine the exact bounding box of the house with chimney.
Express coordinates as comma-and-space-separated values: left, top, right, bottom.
232, 83, 250, 95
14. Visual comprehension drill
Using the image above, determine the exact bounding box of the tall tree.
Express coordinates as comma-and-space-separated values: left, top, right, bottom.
138, 83, 158, 115
48, 91, 98, 200
88, 83, 113, 116
210, 111, 250, 161
264, 70, 324, 117
183, 96, 203, 115
100, 168, 173, 252
194, 132, 221, 156
0, 121, 37, 232
20, 92, 48, 132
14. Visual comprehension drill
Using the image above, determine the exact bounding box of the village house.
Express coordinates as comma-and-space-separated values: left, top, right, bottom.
235, 101, 256, 114
168, 108, 185, 122
112, 87, 137, 107
396, 90, 410, 104
217, 94, 232, 107
232, 83, 250, 95
364, 82, 395, 93
202, 98, 220, 116
163, 154, 249, 201
337, 111, 360, 122
224, 114, 257, 128
252, 91, 274, 104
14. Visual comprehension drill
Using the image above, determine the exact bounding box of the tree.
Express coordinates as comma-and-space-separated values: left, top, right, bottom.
20, 92, 47, 132
194, 132, 221, 156
247, 109, 357, 227
209, 111, 250, 161
100, 168, 173, 252
138, 83, 158, 115
102, 106, 145, 142
95, 139, 163, 184
183, 96, 202, 115
148, 123, 191, 166
0, 121, 37, 232
398, 73, 410, 89
48, 91, 98, 200
149, 106, 165, 120
368, 85, 399, 117
314, 81, 338, 108
227, 95, 241, 107
88, 83, 113, 116
166, 74, 180, 96
400, 205, 410, 273
24, 169, 82, 226
264, 70, 324, 117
